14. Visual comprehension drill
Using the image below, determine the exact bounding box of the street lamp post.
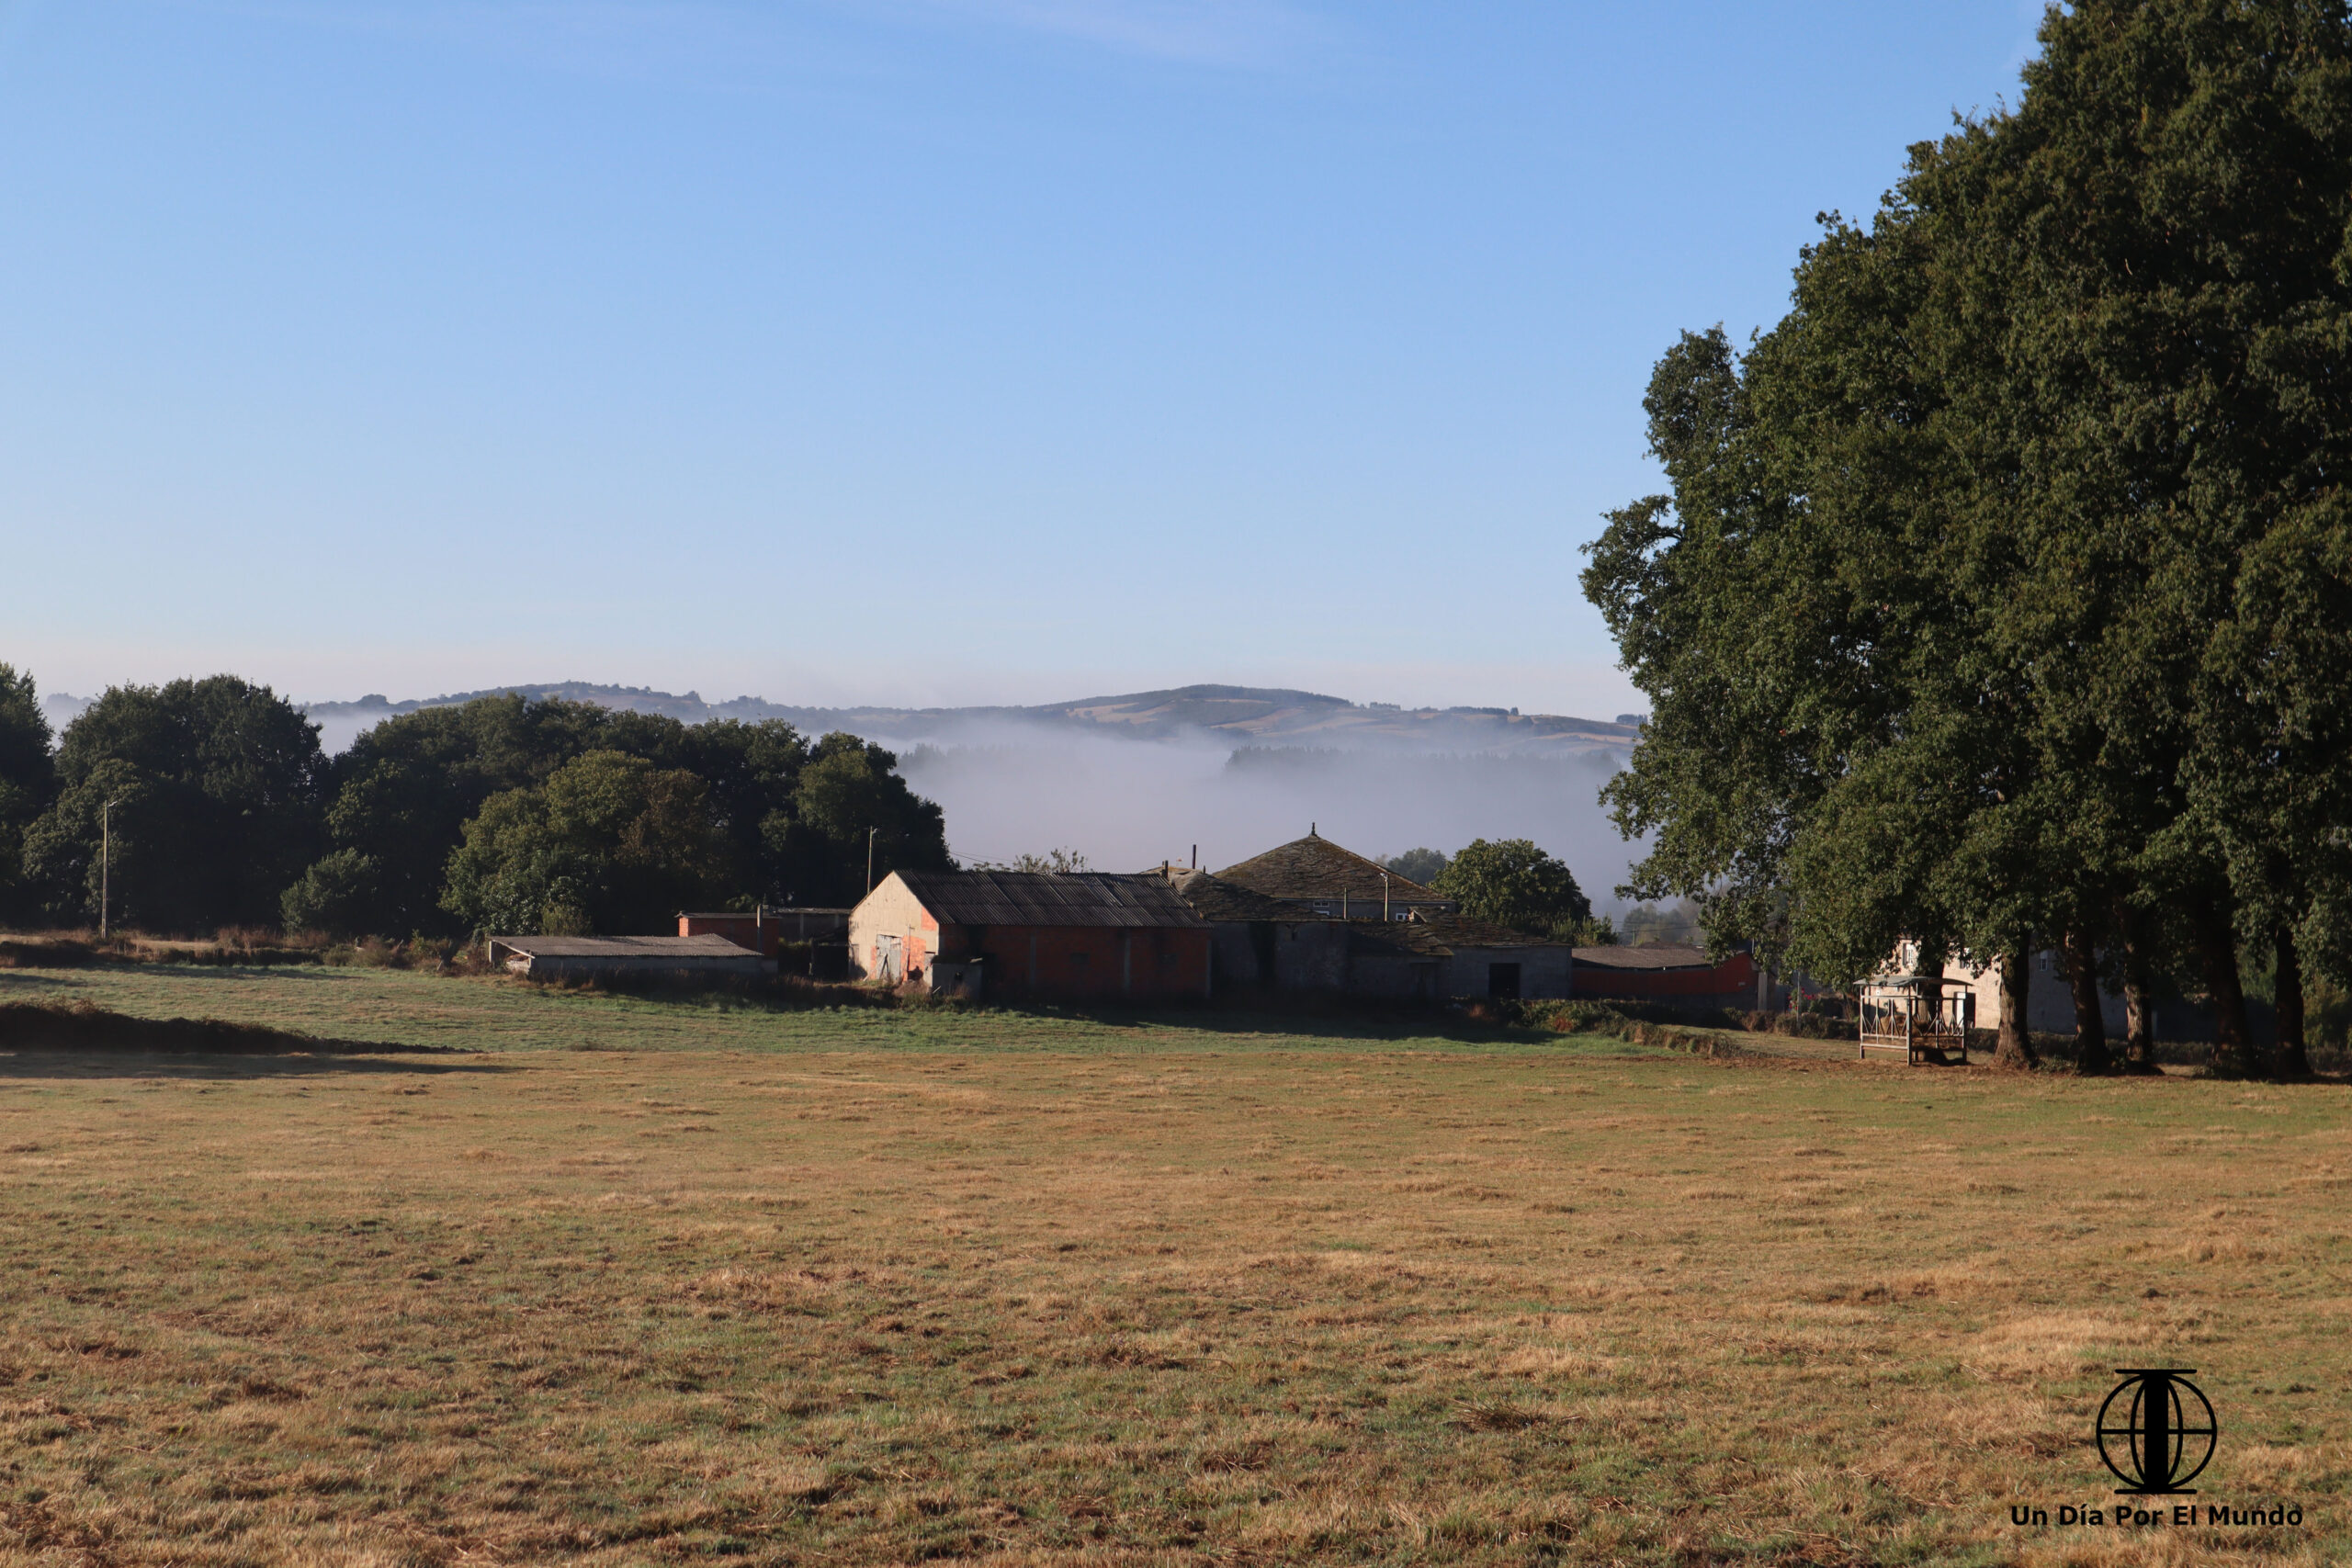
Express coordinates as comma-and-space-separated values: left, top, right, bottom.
99, 795, 122, 941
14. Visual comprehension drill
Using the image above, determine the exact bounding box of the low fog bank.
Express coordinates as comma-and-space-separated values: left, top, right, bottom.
888, 726, 1642, 909
40, 688, 1645, 905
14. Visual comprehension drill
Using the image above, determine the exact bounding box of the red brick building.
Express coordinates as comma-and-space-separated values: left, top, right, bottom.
848, 870, 1213, 1002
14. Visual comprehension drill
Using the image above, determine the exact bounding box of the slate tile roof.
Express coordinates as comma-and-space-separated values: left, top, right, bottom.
1212, 833, 1451, 906
1136, 866, 1304, 922
893, 870, 1209, 930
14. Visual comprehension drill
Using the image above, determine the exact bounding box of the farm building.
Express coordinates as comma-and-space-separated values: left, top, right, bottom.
484, 934, 773, 980
847, 870, 1213, 1002
1570, 942, 1759, 1010
1213, 829, 1455, 920
1872, 939, 2267, 1044
677, 907, 850, 957
1145, 865, 1571, 999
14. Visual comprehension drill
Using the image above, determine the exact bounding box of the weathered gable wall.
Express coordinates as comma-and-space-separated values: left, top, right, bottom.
847, 876, 937, 983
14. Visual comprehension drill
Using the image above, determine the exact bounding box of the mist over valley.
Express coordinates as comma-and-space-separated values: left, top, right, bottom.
34, 682, 1647, 907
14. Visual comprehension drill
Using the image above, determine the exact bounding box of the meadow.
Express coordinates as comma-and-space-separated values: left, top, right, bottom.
0, 963, 2345, 1565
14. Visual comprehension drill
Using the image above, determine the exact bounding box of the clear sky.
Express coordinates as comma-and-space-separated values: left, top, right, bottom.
1, 0, 2043, 716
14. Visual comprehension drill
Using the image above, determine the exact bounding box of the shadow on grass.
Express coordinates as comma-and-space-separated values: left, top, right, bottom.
0, 1051, 509, 1081
1065, 1004, 1566, 1047
485, 969, 1687, 1052
0, 1000, 491, 1077
0, 969, 91, 993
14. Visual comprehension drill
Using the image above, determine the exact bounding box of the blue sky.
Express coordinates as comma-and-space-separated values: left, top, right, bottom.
0, 0, 2043, 714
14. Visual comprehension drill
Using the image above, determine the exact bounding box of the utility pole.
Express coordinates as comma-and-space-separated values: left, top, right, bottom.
865, 827, 876, 896
99, 796, 121, 940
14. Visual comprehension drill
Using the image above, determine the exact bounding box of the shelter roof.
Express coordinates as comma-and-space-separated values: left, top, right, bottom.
891, 870, 1209, 930
1213, 832, 1448, 904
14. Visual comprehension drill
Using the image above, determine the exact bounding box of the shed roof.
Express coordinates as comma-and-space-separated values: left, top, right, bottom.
1213, 832, 1448, 904
1339, 915, 1573, 958
488, 934, 759, 959
1570, 942, 1717, 970
1419, 915, 1571, 953
891, 870, 1210, 930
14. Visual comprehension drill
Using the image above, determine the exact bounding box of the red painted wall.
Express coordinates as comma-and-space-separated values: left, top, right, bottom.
1573, 950, 1756, 1000
679, 913, 778, 957
940, 923, 1211, 1001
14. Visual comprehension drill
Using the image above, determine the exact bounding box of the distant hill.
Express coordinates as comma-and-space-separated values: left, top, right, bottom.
288, 682, 1641, 755
36, 682, 1644, 756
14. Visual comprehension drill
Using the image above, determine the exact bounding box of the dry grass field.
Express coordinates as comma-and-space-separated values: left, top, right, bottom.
0, 964, 2346, 1566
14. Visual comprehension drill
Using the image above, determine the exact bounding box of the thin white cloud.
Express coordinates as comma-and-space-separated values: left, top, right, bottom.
915, 0, 1321, 66
161, 0, 1323, 76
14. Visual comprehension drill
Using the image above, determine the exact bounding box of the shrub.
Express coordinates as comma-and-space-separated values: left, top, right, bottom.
281, 851, 381, 940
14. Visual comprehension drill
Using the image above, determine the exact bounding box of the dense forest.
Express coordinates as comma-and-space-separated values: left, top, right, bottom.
0, 668, 952, 939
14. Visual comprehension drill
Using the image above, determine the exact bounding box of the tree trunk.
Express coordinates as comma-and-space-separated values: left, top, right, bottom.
2191, 900, 2265, 1077
2065, 924, 2113, 1075
2112, 896, 2160, 1075
1994, 947, 2040, 1070
2276, 925, 2310, 1077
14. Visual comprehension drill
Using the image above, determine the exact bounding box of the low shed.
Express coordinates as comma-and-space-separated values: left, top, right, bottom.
848, 870, 1213, 1001
485, 934, 773, 980
677, 908, 851, 957
1571, 942, 1757, 1010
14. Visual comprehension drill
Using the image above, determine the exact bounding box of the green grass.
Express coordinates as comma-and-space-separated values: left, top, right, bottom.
0, 963, 2346, 1565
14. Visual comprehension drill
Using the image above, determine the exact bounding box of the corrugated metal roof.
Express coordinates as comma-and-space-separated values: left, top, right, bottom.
489, 934, 759, 958
1571, 942, 1715, 970
894, 871, 1211, 930
1213, 833, 1450, 904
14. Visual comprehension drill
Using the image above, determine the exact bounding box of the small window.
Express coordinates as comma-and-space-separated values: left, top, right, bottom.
1158, 950, 1180, 968
1070, 952, 1091, 969
1487, 963, 1521, 999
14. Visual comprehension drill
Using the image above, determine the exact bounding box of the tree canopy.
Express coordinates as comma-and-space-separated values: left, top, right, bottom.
1382, 847, 1450, 887
1582, 0, 2352, 1075
1433, 839, 1593, 939
0, 666, 54, 920
306, 698, 953, 936
0, 680, 954, 939
22, 677, 325, 933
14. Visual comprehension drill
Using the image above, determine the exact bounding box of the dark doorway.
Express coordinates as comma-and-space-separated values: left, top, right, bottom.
1487, 963, 1521, 999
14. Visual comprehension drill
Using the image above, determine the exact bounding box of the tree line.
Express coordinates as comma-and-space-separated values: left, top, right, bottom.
1384, 840, 1617, 944
1582, 0, 2352, 1076
0, 669, 952, 939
